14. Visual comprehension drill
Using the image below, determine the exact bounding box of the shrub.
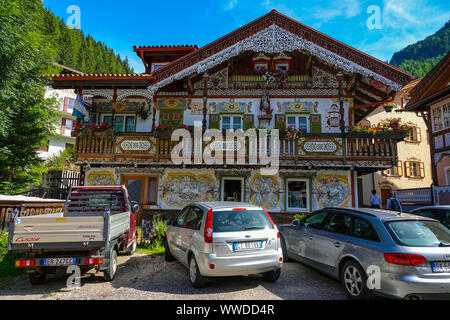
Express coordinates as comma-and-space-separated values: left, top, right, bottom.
150, 216, 168, 247
0, 232, 8, 260
293, 213, 306, 221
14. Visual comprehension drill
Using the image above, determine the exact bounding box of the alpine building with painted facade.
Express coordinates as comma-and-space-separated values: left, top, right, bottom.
50, 10, 413, 223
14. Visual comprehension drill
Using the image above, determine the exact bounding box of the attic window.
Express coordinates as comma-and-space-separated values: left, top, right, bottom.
254, 63, 268, 72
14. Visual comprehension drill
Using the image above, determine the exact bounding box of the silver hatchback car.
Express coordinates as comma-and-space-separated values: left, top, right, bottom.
164, 202, 283, 287
279, 208, 450, 300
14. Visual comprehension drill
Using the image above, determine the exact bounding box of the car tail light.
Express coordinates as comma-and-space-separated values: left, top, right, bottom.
15, 259, 35, 268
85, 257, 104, 265
209, 264, 215, 270
279, 257, 283, 263
263, 208, 276, 228
204, 209, 213, 243
277, 231, 280, 239
384, 253, 427, 266
232, 208, 247, 211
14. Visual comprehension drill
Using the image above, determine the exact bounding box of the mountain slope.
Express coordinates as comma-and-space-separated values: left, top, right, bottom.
42, 8, 133, 74
390, 20, 449, 78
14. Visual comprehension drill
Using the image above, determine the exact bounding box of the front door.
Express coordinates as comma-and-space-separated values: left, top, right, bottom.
222, 178, 244, 202
122, 175, 159, 226
381, 188, 391, 208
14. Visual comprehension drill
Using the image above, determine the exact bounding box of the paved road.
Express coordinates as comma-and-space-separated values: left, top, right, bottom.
0, 253, 347, 300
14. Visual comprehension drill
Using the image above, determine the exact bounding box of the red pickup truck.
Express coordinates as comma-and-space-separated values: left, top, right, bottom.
8, 186, 137, 284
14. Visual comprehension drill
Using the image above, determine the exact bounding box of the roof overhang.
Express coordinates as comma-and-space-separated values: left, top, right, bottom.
50, 74, 154, 90
406, 85, 450, 111
147, 10, 413, 95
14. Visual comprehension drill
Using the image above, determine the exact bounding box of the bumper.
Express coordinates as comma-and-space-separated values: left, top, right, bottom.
196, 249, 283, 277
379, 274, 450, 300
15, 256, 104, 269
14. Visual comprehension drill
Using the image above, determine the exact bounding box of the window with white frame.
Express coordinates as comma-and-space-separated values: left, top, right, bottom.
287, 115, 309, 132
406, 127, 421, 143
103, 115, 136, 133
221, 116, 242, 131
384, 161, 403, 177
286, 179, 309, 211
405, 160, 425, 179
432, 103, 450, 132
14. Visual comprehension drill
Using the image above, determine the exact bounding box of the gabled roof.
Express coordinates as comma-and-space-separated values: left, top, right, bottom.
148, 10, 413, 93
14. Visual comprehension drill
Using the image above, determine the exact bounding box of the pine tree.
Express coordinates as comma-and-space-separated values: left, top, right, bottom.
0, 0, 59, 193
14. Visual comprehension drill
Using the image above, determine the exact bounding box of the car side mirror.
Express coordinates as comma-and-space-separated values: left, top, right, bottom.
133, 203, 140, 213
292, 219, 300, 227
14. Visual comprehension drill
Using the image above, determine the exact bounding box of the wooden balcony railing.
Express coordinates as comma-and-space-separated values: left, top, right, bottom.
73, 131, 404, 165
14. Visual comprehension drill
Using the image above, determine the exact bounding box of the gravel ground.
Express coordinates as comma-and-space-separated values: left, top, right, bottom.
0, 253, 347, 300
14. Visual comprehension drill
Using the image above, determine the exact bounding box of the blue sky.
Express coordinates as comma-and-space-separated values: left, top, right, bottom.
42, 0, 450, 74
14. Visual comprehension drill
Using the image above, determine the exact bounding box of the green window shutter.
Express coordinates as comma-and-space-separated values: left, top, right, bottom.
243, 114, 255, 130
275, 114, 286, 129
159, 109, 184, 128
310, 114, 322, 133
209, 114, 220, 130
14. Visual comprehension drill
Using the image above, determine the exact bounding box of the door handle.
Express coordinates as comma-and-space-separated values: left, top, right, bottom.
334, 242, 341, 248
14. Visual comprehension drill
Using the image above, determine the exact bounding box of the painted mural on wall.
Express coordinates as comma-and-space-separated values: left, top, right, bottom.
315, 174, 350, 208
249, 175, 281, 209
277, 99, 319, 113
86, 170, 116, 186
162, 173, 215, 207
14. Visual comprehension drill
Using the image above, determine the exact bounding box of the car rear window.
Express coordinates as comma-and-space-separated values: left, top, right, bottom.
385, 220, 450, 247
213, 210, 273, 233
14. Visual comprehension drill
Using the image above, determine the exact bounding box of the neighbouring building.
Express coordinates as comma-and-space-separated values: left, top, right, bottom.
39, 65, 82, 159
407, 53, 450, 205
50, 10, 413, 223
359, 79, 433, 208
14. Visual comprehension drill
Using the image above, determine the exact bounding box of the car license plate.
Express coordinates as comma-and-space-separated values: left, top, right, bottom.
432, 262, 450, 273
233, 241, 263, 251
43, 258, 76, 266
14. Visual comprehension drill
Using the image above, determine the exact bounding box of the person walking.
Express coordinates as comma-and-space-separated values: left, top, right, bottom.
386, 193, 402, 212
370, 190, 382, 209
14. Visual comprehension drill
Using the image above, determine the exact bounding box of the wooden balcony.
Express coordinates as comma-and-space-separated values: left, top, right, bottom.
73, 131, 404, 167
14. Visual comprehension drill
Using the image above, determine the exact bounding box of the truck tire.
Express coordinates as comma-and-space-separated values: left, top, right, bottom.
29, 271, 47, 285
104, 249, 118, 282
164, 238, 175, 262
126, 235, 137, 255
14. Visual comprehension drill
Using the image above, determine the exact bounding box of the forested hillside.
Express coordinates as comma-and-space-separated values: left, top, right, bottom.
42, 9, 134, 74
390, 20, 449, 78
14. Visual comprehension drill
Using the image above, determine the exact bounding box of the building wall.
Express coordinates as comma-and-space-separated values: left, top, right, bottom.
83, 167, 355, 213
360, 102, 432, 207
38, 88, 77, 159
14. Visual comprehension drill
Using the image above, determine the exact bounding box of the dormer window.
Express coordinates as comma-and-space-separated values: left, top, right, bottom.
276, 63, 289, 73
254, 63, 268, 72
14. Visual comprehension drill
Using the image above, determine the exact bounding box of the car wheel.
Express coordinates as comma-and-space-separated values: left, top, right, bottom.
104, 249, 118, 282
164, 238, 176, 262
280, 236, 290, 263
29, 271, 47, 285
262, 268, 281, 282
340, 260, 374, 300
189, 255, 206, 288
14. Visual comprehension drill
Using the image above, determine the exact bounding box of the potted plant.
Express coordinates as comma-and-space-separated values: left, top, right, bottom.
136, 104, 149, 120
383, 103, 398, 113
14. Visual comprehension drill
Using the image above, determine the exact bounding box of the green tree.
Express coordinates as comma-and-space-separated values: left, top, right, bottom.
0, 0, 59, 194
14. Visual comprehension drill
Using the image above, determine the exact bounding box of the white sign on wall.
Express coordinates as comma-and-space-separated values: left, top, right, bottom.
120, 140, 152, 152
303, 141, 337, 153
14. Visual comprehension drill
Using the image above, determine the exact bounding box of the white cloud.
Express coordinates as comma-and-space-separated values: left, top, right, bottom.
357, 0, 450, 61
223, 0, 239, 11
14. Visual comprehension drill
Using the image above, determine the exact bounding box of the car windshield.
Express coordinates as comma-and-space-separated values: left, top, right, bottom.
386, 220, 450, 247
213, 210, 273, 232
